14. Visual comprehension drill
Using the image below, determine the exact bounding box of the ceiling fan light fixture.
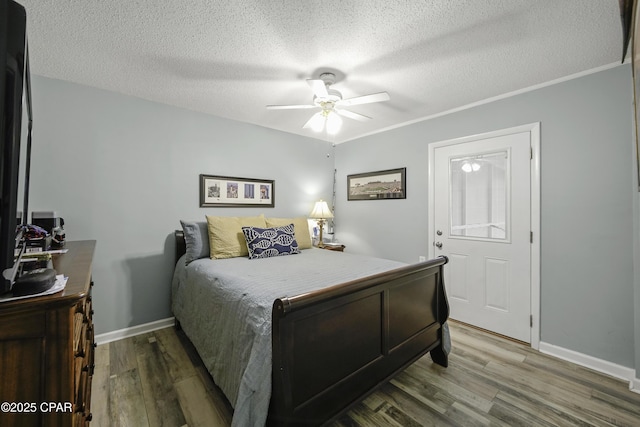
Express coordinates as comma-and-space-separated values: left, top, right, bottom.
308, 112, 325, 132
267, 71, 391, 136
461, 161, 481, 173
326, 111, 342, 135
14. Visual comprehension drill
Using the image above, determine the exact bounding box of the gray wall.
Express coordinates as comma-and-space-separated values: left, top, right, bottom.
29, 76, 335, 335
335, 65, 637, 369
27, 66, 639, 374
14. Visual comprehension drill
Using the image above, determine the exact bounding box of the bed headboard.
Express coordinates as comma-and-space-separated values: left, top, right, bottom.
175, 230, 186, 265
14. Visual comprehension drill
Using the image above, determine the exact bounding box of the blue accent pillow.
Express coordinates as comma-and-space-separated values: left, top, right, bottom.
242, 224, 300, 259
180, 220, 210, 265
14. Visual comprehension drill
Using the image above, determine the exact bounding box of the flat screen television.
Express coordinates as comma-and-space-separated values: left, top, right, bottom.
0, 0, 32, 294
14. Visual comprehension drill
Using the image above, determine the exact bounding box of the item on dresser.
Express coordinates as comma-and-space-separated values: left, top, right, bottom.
31, 211, 65, 234
11, 267, 56, 296
20, 252, 52, 271
31, 211, 67, 248
0, 273, 67, 303
20, 224, 52, 252
51, 225, 66, 248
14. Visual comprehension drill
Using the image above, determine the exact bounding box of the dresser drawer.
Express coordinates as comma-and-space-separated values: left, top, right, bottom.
73, 290, 95, 426
74, 313, 86, 355
74, 342, 93, 420
75, 293, 92, 320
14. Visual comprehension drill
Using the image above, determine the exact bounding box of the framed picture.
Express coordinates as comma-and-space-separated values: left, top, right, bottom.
347, 168, 406, 200
200, 174, 275, 207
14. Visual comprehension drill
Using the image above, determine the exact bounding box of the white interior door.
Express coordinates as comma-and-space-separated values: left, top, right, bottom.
433, 130, 532, 342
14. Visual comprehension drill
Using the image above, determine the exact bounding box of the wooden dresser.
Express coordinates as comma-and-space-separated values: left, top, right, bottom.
0, 241, 96, 427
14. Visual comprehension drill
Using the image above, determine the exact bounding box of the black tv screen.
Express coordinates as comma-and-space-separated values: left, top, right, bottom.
0, 0, 31, 294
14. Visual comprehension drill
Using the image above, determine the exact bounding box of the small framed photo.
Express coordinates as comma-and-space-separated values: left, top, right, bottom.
200, 174, 275, 207
347, 168, 406, 201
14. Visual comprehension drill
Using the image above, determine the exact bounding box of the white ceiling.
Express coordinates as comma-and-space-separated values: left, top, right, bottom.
19, 0, 624, 144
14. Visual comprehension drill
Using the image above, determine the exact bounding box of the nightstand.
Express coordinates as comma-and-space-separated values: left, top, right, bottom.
319, 244, 345, 252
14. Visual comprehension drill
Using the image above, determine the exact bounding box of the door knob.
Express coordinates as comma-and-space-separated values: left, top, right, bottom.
434, 241, 443, 249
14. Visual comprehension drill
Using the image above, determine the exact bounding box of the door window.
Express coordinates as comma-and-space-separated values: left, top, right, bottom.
449, 150, 509, 241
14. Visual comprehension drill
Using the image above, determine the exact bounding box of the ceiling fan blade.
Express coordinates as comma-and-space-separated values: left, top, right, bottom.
335, 109, 371, 122
307, 79, 329, 98
338, 92, 390, 107
266, 104, 316, 110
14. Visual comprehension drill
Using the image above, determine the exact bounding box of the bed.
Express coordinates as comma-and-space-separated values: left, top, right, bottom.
172, 222, 450, 427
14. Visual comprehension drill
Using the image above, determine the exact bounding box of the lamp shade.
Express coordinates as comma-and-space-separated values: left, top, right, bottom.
309, 200, 334, 219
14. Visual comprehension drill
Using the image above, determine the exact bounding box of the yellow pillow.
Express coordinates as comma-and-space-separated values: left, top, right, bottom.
206, 214, 266, 259
265, 217, 312, 249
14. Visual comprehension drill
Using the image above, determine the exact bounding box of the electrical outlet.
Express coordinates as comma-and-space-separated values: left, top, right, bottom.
419, 256, 426, 262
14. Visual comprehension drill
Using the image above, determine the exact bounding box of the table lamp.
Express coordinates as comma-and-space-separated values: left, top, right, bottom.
309, 200, 334, 248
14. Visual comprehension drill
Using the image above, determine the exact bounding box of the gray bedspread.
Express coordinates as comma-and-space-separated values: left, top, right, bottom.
171, 248, 446, 427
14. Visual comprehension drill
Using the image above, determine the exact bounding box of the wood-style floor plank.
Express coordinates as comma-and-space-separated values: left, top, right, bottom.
174, 375, 229, 427
92, 321, 640, 427
154, 326, 199, 382
108, 368, 150, 427
90, 344, 110, 427
109, 337, 137, 375
133, 334, 186, 427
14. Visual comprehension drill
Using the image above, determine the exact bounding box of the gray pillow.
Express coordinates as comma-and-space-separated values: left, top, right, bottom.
180, 220, 210, 265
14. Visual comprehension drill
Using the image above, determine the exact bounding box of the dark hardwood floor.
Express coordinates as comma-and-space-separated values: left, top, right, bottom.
92, 321, 640, 426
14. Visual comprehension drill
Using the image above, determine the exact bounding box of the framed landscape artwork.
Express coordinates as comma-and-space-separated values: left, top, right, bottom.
347, 168, 406, 200
200, 174, 275, 207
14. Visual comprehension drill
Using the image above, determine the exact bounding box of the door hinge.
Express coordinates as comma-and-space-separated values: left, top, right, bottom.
530, 147, 533, 160
530, 231, 533, 243
530, 315, 533, 327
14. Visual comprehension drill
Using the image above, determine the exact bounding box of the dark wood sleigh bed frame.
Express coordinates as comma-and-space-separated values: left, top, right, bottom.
174, 230, 450, 426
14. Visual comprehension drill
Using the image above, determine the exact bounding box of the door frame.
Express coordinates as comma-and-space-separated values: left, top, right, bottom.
428, 122, 541, 349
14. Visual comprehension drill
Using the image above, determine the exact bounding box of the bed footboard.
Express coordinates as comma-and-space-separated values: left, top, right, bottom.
269, 256, 449, 426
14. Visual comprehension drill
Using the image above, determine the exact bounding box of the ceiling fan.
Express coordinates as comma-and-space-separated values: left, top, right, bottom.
266, 72, 390, 135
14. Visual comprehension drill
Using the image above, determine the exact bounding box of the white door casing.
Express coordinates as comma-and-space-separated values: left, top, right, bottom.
428, 123, 540, 348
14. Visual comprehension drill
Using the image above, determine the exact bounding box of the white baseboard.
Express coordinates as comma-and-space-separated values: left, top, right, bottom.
539, 341, 636, 389
95, 317, 175, 345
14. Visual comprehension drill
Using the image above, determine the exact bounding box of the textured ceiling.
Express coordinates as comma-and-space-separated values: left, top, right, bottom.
19, 0, 624, 144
